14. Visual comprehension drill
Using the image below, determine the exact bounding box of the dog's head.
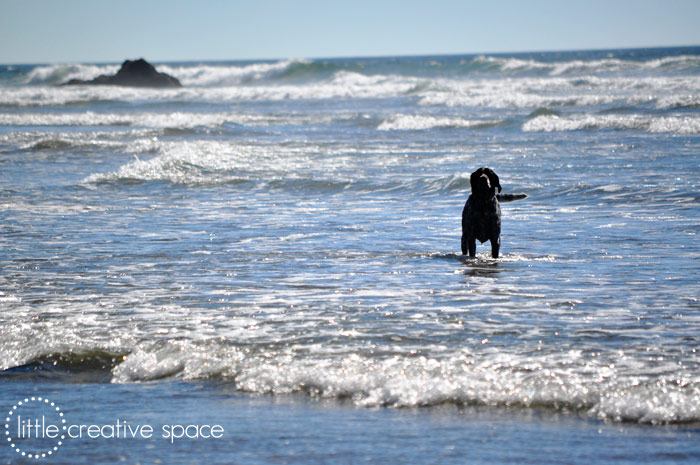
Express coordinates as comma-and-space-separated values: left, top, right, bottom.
469, 167, 501, 192
470, 167, 501, 195
472, 173, 497, 199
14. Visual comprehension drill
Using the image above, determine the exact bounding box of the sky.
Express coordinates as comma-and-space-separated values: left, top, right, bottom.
1, 0, 699, 63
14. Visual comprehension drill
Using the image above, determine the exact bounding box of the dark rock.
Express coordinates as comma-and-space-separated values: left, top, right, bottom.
64, 58, 182, 88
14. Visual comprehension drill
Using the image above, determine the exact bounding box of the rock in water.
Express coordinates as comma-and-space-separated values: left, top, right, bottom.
64, 58, 182, 88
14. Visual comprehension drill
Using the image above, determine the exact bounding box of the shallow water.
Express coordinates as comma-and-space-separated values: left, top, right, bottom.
1, 47, 699, 462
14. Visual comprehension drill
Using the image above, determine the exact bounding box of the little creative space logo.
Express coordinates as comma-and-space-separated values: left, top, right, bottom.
5, 396, 225, 460
5, 397, 66, 459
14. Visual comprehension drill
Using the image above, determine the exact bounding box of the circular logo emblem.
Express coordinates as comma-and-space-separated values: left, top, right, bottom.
5, 397, 67, 459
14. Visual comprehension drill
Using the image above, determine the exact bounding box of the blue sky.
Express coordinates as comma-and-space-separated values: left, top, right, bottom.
1, 0, 699, 63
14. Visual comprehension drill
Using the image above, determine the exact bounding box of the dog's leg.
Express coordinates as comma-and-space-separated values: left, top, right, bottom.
462, 234, 476, 257
490, 236, 500, 258
468, 237, 476, 257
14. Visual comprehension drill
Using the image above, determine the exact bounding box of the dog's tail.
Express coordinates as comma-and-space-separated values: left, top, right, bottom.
496, 193, 527, 202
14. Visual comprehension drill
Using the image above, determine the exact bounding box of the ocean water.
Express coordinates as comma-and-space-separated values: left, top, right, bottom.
1, 47, 699, 463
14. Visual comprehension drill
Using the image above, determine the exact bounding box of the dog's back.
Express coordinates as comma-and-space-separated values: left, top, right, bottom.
461, 169, 502, 258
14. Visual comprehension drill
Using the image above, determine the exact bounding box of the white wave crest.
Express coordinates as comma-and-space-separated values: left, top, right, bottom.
20, 60, 301, 87
656, 93, 700, 109
378, 114, 503, 131
418, 75, 700, 109
648, 116, 700, 133
82, 140, 330, 185
24, 63, 120, 85
523, 114, 700, 134
477, 54, 700, 76
84, 141, 253, 184
0, 111, 278, 129
158, 60, 304, 86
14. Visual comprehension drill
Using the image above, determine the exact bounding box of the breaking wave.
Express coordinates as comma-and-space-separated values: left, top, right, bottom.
159, 59, 308, 86
16, 61, 304, 87
0, 111, 270, 128
23, 63, 121, 85
5, 342, 698, 425
472, 53, 700, 76
378, 114, 507, 131
523, 114, 700, 134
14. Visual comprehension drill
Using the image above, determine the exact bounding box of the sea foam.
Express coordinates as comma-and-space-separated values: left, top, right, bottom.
378, 114, 505, 131
107, 340, 700, 425
523, 114, 700, 134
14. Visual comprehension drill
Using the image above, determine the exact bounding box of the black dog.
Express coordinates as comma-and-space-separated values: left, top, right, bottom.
461, 167, 526, 258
